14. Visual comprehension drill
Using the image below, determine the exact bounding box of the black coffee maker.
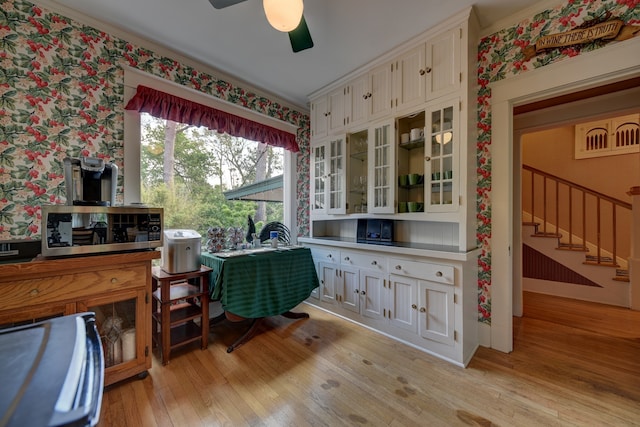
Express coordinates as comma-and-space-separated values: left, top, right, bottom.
63, 156, 118, 206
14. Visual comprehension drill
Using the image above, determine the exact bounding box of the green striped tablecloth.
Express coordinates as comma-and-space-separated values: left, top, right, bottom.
201, 247, 319, 319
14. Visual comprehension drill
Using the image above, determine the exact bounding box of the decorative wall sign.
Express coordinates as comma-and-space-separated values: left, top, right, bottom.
522, 12, 640, 61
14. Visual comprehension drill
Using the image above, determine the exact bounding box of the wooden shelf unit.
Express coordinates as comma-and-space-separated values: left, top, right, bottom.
151, 266, 211, 365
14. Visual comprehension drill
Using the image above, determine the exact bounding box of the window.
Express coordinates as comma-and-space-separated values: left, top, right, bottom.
123, 68, 298, 243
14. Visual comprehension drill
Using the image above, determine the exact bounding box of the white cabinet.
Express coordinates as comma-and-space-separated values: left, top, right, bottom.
311, 87, 350, 137
369, 120, 395, 214
340, 251, 387, 319
394, 44, 427, 114
310, 96, 329, 139
425, 26, 461, 100
368, 62, 394, 121
418, 280, 455, 346
303, 240, 479, 367
349, 74, 370, 128
387, 274, 418, 333
310, 135, 347, 215
425, 97, 459, 212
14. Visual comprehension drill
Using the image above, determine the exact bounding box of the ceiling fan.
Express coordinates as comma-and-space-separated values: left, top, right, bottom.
208, 0, 314, 53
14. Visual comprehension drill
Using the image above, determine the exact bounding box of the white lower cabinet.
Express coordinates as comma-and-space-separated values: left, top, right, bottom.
418, 280, 455, 346
387, 274, 418, 333
304, 241, 479, 367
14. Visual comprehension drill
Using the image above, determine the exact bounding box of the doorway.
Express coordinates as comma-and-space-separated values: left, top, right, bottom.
513, 87, 640, 334
488, 38, 640, 353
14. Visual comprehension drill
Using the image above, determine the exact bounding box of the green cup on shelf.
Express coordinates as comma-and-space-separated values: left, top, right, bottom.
398, 202, 407, 213
398, 175, 408, 186
408, 173, 420, 186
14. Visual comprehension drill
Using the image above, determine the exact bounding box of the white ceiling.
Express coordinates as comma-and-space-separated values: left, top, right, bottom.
49, 0, 543, 110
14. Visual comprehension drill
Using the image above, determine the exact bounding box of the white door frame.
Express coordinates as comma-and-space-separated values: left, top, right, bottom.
489, 37, 640, 353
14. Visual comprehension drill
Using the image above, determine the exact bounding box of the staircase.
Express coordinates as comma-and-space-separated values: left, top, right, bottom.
522, 165, 632, 307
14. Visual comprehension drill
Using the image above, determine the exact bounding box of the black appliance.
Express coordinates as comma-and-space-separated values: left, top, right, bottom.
0, 313, 105, 427
64, 156, 118, 206
357, 218, 394, 244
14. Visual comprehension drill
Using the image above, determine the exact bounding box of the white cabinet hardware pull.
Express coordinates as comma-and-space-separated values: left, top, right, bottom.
361, 290, 366, 295
411, 304, 417, 310
420, 307, 426, 312
436, 271, 443, 277
371, 260, 377, 266
395, 265, 402, 270
344, 256, 350, 261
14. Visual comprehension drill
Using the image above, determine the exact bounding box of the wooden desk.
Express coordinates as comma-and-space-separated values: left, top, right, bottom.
201, 246, 319, 352
151, 266, 211, 365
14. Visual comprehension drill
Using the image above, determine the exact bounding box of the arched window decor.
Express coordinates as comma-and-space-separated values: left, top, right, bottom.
125, 85, 299, 152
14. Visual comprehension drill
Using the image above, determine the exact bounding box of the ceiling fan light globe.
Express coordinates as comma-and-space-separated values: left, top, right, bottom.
263, 0, 304, 32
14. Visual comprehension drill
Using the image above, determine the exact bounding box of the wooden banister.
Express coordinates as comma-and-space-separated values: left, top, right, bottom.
523, 164, 632, 268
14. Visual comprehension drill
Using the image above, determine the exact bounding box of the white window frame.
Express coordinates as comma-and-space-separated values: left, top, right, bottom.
123, 66, 299, 241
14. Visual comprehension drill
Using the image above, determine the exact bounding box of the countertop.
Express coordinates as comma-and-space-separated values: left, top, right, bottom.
298, 237, 480, 262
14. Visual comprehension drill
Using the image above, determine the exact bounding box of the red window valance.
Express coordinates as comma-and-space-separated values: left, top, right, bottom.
124, 85, 299, 152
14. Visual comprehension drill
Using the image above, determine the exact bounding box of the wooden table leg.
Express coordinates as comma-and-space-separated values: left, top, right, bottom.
226, 318, 263, 353
281, 311, 310, 320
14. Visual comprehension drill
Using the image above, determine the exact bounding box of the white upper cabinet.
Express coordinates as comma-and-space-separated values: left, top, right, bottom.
349, 74, 370, 129
368, 62, 394, 122
310, 96, 329, 139
394, 43, 427, 114
425, 26, 461, 100
328, 86, 349, 134
311, 86, 350, 137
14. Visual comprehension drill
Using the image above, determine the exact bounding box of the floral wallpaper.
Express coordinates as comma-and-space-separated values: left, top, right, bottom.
0, 0, 311, 241
476, 0, 639, 322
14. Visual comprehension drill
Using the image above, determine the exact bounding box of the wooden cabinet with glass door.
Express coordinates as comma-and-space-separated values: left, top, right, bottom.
0, 251, 158, 387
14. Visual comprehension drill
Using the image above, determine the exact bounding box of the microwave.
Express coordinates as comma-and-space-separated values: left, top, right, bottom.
41, 205, 163, 257
357, 218, 394, 244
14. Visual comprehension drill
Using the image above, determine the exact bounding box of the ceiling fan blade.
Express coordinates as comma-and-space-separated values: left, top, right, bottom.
208, 0, 247, 9
288, 15, 314, 53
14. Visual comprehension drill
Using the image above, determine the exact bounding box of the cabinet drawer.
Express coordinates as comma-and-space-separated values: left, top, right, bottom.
0, 265, 147, 311
309, 247, 340, 265
341, 251, 387, 273
388, 258, 454, 285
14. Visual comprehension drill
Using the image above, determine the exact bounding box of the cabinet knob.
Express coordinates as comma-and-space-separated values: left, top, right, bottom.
395, 265, 402, 270
436, 271, 443, 277
344, 256, 350, 261
425, 156, 431, 161
327, 254, 332, 258
29, 289, 39, 296
425, 67, 432, 73
354, 289, 359, 294
411, 304, 417, 310
420, 307, 426, 312
111, 277, 118, 284
419, 69, 426, 76
371, 260, 377, 266
361, 290, 366, 295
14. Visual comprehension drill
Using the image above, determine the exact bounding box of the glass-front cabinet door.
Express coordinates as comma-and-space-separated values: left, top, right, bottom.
347, 128, 368, 214
77, 289, 147, 378
425, 98, 459, 212
311, 135, 347, 215
369, 120, 395, 214
310, 142, 326, 214
327, 136, 347, 214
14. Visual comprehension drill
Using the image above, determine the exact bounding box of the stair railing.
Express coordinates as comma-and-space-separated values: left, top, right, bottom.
522, 165, 632, 268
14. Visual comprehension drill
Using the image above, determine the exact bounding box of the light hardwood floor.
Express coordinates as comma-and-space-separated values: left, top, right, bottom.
99, 292, 640, 426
